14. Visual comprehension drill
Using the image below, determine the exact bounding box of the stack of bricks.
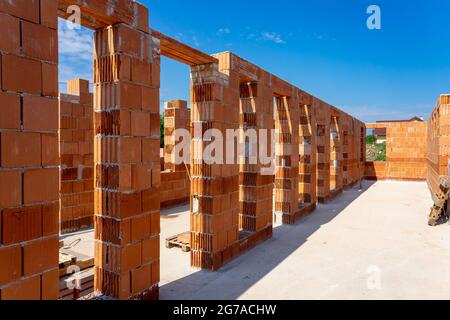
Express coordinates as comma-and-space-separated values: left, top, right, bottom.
365, 121, 427, 181
190, 54, 240, 270
274, 94, 300, 224
59, 79, 94, 234
92, 4, 161, 299
238, 81, 274, 232
427, 95, 450, 195
161, 100, 190, 208
0, 0, 59, 300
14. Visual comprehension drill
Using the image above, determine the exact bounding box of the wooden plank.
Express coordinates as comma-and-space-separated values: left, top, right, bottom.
152, 29, 218, 66
58, 0, 136, 30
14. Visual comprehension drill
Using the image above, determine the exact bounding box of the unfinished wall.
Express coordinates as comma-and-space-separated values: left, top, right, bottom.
426, 95, 450, 197
92, 5, 161, 299
161, 100, 190, 208
366, 121, 427, 181
59, 79, 94, 234
0, 0, 59, 300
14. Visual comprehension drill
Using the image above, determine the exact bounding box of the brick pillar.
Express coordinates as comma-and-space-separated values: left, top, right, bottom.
164, 100, 190, 172
299, 100, 317, 207
190, 62, 240, 270
0, 0, 59, 300
93, 10, 161, 299
342, 127, 350, 186
274, 95, 300, 224
330, 115, 343, 191
316, 105, 331, 202
239, 82, 274, 232
60, 79, 94, 234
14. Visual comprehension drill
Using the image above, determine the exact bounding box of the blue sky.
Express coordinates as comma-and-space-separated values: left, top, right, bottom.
59, 0, 450, 122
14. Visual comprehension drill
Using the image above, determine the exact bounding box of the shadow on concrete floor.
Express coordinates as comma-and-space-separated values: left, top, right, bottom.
160, 180, 376, 300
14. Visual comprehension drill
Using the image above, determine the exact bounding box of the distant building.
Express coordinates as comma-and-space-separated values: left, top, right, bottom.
376, 116, 424, 123
374, 128, 387, 143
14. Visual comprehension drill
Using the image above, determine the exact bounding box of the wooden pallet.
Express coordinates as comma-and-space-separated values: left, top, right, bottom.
166, 232, 190, 252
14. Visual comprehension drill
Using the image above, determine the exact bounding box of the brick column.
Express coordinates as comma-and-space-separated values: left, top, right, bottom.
239, 82, 274, 232
342, 127, 350, 186
274, 95, 300, 224
60, 79, 94, 233
163, 100, 190, 172
316, 105, 331, 202
299, 100, 317, 208
0, 0, 59, 300
93, 13, 161, 299
190, 62, 239, 270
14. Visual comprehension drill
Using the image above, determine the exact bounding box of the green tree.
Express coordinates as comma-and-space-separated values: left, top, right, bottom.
366, 134, 376, 145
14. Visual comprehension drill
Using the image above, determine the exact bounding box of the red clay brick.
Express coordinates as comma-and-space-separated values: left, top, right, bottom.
23, 168, 59, 204
42, 62, 58, 97
121, 242, 142, 271
23, 96, 58, 131
0, 13, 20, 53
21, 21, 57, 62
41, 269, 58, 300
131, 214, 151, 242
40, 0, 58, 30
2, 54, 42, 94
0, 245, 22, 287
1, 205, 42, 245
142, 87, 159, 113
1, 131, 41, 168
0, 91, 20, 129
0, 0, 39, 23
0, 170, 22, 208
142, 236, 159, 263
131, 263, 151, 294
23, 236, 58, 276
0, 276, 41, 300
131, 111, 150, 136
41, 133, 58, 166
42, 202, 59, 236
151, 261, 160, 284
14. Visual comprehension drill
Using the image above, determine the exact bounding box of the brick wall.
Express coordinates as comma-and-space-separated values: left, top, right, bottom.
426, 95, 450, 196
60, 79, 94, 234
0, 0, 59, 300
366, 121, 427, 181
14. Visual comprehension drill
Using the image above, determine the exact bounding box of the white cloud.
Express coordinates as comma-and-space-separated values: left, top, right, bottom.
58, 19, 93, 62
260, 32, 286, 44
217, 27, 231, 35
174, 31, 200, 47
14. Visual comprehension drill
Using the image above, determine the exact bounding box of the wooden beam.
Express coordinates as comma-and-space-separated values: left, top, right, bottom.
151, 29, 218, 66
58, 0, 137, 30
